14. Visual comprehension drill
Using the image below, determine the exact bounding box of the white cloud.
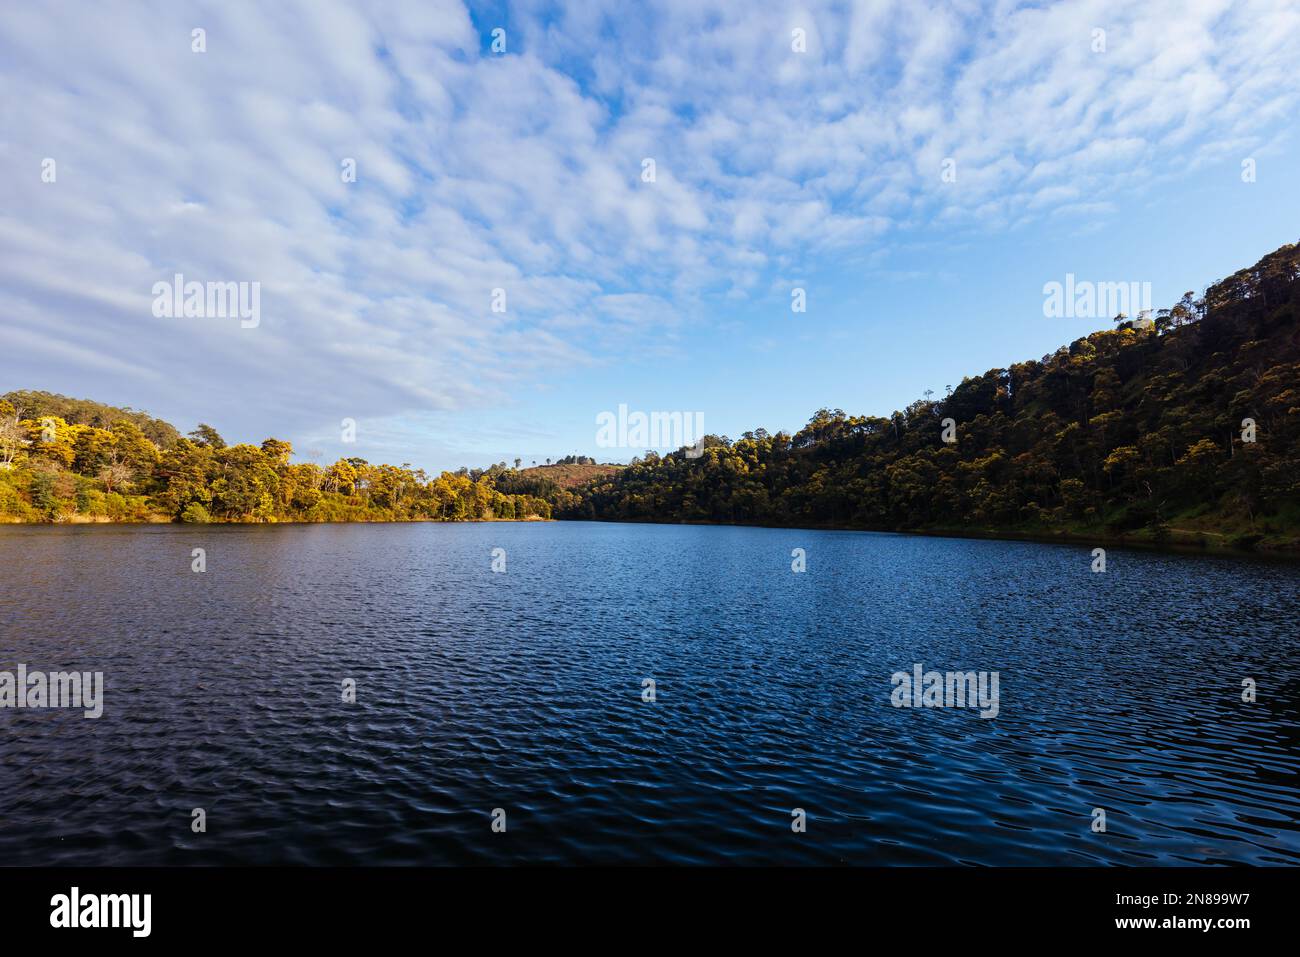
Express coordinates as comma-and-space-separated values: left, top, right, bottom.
1, 0, 1297, 455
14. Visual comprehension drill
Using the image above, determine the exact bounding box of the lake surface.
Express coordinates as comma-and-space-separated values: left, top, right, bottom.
1, 521, 1298, 866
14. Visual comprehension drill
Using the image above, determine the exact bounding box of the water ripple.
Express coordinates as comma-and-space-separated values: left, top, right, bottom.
1, 522, 1297, 865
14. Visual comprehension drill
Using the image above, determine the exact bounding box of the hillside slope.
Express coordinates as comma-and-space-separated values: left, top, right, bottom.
560, 241, 1300, 554
519, 462, 622, 489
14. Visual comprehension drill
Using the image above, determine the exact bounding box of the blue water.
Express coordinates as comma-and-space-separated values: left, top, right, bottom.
1, 521, 1297, 865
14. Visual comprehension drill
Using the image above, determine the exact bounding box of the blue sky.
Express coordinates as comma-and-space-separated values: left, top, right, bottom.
3, 0, 1299, 472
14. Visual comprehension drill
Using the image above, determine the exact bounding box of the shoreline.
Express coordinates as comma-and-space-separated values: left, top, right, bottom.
559, 516, 1300, 561
4, 513, 1296, 560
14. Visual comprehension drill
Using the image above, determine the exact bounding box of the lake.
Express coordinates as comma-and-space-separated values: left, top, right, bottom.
1, 521, 1297, 865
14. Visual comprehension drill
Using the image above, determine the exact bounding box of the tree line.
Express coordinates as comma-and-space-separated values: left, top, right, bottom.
0, 405, 551, 524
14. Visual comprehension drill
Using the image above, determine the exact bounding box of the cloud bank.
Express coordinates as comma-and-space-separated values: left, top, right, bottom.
2, 0, 1297, 457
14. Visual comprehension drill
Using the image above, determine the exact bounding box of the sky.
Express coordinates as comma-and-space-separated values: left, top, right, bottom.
2, 0, 1299, 473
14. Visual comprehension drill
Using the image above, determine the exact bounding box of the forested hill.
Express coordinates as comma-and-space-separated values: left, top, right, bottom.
4, 242, 1297, 541
561, 241, 1300, 553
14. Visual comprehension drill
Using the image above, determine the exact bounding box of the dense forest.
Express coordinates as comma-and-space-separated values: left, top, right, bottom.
0, 394, 551, 523
560, 241, 1300, 552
